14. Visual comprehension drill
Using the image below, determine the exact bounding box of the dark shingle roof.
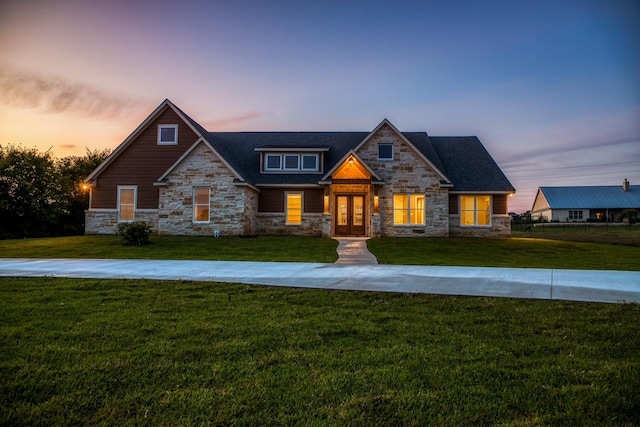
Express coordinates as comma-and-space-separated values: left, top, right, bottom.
198, 130, 514, 192
430, 137, 515, 192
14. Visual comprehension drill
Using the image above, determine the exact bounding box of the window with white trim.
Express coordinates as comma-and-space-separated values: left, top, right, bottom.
378, 144, 393, 160
118, 186, 137, 222
286, 192, 303, 225
284, 154, 300, 170
157, 125, 178, 145
265, 154, 282, 170
263, 153, 320, 172
460, 195, 491, 226
393, 194, 425, 225
193, 187, 210, 222
569, 210, 583, 220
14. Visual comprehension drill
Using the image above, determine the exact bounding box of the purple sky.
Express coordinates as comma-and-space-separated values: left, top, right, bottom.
1, 0, 638, 212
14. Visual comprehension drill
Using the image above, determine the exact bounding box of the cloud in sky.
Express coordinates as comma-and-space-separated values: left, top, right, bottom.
0, 68, 142, 119
202, 112, 262, 130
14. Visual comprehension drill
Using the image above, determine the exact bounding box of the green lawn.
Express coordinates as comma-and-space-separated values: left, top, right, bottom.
2, 232, 640, 270
0, 235, 339, 263
1, 277, 638, 426
367, 236, 640, 270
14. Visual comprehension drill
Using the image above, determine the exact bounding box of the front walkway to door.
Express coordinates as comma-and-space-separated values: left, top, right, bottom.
334, 238, 378, 265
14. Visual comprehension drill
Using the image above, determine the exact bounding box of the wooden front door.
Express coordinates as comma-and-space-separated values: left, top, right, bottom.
334, 194, 365, 236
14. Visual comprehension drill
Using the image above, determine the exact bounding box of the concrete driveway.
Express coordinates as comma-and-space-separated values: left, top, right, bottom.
1, 258, 638, 304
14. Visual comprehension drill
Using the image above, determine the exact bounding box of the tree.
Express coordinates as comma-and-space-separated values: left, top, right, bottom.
57, 148, 110, 235
0, 145, 110, 239
0, 145, 63, 238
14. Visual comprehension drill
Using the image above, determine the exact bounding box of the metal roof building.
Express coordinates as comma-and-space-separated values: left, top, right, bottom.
531, 180, 640, 222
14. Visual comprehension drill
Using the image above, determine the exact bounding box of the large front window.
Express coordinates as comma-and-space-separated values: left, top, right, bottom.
118, 186, 136, 222
286, 192, 303, 225
393, 194, 425, 225
193, 187, 210, 222
460, 195, 491, 226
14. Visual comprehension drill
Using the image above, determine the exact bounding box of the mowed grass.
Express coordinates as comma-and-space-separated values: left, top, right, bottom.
2, 230, 640, 270
368, 235, 640, 271
0, 235, 339, 263
1, 277, 639, 426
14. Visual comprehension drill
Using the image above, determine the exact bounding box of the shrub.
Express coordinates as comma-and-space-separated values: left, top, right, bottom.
620, 209, 638, 224
116, 222, 152, 246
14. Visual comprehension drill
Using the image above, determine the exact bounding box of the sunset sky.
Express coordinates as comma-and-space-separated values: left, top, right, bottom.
1, 0, 638, 212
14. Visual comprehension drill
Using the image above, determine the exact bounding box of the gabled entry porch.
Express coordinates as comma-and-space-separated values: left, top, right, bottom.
321, 151, 384, 238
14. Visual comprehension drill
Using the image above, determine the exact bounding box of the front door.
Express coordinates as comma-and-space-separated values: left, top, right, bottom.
335, 194, 365, 236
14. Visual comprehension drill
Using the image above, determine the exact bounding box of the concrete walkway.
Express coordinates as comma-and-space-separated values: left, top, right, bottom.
334, 238, 378, 264
1, 258, 638, 304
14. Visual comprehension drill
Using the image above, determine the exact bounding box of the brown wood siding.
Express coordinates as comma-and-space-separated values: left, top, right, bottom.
258, 188, 324, 213
304, 188, 324, 213
449, 194, 458, 214
258, 189, 285, 212
493, 194, 508, 214
91, 107, 199, 209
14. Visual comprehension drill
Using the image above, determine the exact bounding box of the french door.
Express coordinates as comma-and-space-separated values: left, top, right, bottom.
334, 194, 365, 236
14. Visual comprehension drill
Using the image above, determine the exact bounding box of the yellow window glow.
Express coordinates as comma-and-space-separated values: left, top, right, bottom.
286, 193, 302, 224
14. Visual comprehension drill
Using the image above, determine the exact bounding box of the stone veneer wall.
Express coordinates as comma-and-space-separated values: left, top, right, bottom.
85, 209, 159, 234
355, 124, 449, 237
256, 213, 324, 236
157, 143, 251, 236
449, 215, 511, 237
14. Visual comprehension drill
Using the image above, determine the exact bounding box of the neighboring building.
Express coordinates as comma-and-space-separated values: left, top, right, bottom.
84, 99, 515, 237
531, 180, 640, 222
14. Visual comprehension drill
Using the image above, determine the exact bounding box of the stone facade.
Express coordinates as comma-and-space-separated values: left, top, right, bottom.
449, 215, 512, 237
256, 213, 324, 236
157, 143, 255, 236
85, 209, 158, 234
354, 124, 450, 237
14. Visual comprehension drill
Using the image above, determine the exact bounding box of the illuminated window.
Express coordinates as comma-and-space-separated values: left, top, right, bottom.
393, 194, 425, 225
378, 144, 393, 160
460, 195, 491, 226
157, 125, 178, 145
193, 187, 210, 222
286, 192, 303, 225
118, 186, 136, 222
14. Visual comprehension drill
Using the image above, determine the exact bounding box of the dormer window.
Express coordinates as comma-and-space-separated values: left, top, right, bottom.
158, 125, 178, 145
302, 155, 317, 170
378, 143, 393, 160
261, 153, 321, 172
284, 155, 300, 170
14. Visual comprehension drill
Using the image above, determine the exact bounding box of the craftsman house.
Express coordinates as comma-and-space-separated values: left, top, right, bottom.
84, 100, 515, 237
531, 180, 640, 222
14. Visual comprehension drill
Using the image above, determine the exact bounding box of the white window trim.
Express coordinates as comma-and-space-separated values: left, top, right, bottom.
285, 191, 303, 225
283, 154, 300, 171
265, 154, 282, 171
393, 193, 425, 226
378, 143, 394, 161
460, 195, 492, 227
193, 187, 211, 223
117, 185, 137, 223
157, 124, 178, 145
262, 153, 321, 173
301, 154, 319, 171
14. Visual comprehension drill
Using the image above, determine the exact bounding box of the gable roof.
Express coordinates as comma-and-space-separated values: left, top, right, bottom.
86, 99, 515, 194
535, 185, 640, 209
352, 119, 451, 185
430, 137, 516, 192
85, 99, 205, 184
156, 138, 245, 183
320, 150, 384, 183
